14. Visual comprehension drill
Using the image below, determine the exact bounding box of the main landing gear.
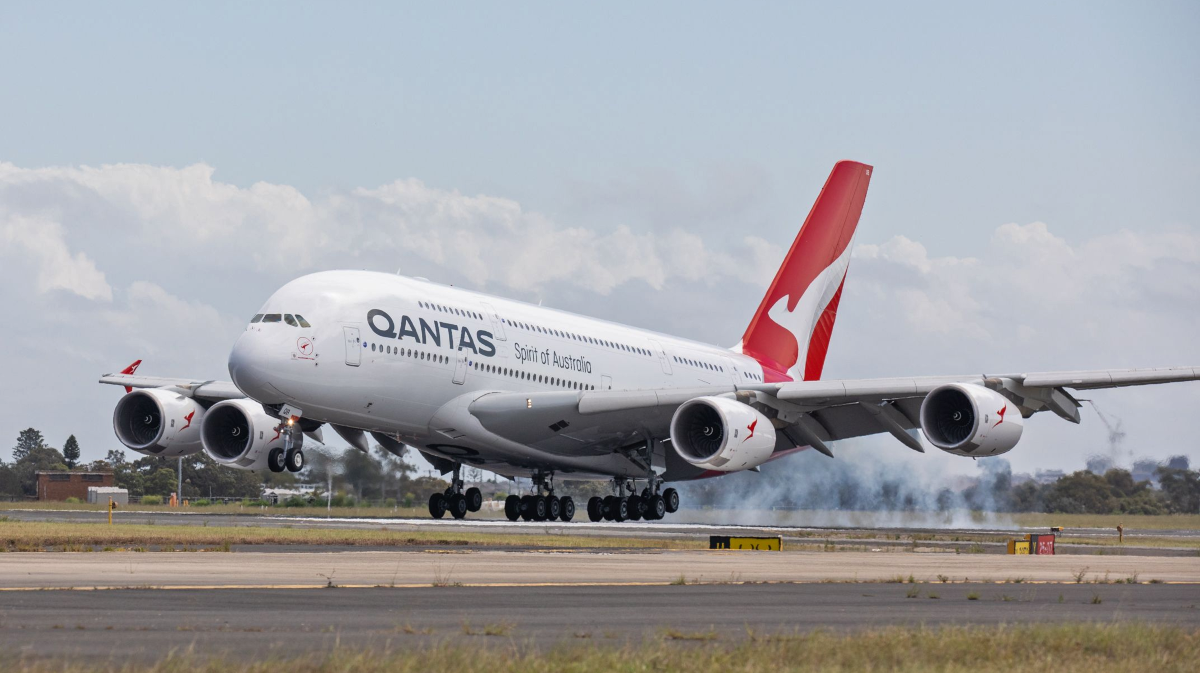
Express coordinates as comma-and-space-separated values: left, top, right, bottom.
586, 478, 679, 523
267, 423, 305, 473
428, 463, 483, 520
503, 471, 575, 522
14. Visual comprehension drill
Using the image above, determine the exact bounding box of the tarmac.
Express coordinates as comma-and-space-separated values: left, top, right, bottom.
2, 583, 1198, 660
1, 549, 1198, 589
3, 509, 1199, 661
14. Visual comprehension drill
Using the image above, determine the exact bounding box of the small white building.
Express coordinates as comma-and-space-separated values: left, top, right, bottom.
87, 486, 129, 506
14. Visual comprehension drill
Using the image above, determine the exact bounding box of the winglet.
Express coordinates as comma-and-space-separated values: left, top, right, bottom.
119, 359, 142, 393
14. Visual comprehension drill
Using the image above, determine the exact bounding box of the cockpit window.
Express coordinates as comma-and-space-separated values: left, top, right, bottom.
261, 314, 282, 323
250, 314, 263, 324
294, 314, 312, 328
283, 314, 298, 327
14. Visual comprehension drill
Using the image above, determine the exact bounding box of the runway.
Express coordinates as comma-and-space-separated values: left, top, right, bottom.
3, 583, 1198, 660
6, 508, 1198, 555
2, 549, 1197, 589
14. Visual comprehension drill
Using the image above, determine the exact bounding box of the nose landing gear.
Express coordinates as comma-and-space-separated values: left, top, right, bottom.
268, 422, 306, 473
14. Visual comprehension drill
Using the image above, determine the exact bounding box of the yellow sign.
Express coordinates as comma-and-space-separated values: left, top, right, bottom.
710, 536, 782, 551
1007, 539, 1030, 554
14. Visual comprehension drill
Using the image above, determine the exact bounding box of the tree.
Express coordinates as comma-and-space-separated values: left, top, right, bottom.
62, 435, 81, 469
1043, 471, 1117, 514
1157, 467, 1200, 514
13, 428, 47, 462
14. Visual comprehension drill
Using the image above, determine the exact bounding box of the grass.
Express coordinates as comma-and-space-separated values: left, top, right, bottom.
0, 520, 705, 552
0, 501, 463, 518
2, 623, 1195, 672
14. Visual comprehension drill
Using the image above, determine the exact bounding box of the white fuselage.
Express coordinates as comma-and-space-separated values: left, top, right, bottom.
229, 271, 768, 479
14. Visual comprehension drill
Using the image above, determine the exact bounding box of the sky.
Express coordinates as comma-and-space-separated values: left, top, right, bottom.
1, 1, 1197, 480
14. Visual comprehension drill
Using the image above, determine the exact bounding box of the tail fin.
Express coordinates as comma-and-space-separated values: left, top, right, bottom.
737, 161, 872, 382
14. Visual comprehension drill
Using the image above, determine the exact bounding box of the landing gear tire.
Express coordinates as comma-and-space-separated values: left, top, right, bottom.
519, 495, 534, 521
465, 487, 483, 512
613, 497, 629, 522
626, 495, 643, 521
663, 488, 679, 513
547, 496, 561, 521
533, 495, 548, 521
504, 495, 520, 521
285, 448, 304, 473
647, 495, 666, 520
267, 448, 286, 473
560, 496, 575, 522
448, 493, 468, 519
602, 495, 616, 521
587, 497, 603, 522
428, 493, 447, 519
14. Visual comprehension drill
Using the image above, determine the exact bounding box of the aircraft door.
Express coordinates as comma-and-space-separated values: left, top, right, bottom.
452, 352, 468, 385
343, 326, 361, 367
601, 375, 612, 390
480, 302, 507, 341
649, 339, 672, 374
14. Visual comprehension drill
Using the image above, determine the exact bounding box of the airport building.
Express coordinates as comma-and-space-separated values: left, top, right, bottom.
35, 471, 114, 501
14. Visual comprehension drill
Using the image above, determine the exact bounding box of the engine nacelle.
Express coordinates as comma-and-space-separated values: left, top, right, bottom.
920, 383, 1024, 456
200, 399, 291, 470
670, 396, 776, 472
112, 389, 205, 457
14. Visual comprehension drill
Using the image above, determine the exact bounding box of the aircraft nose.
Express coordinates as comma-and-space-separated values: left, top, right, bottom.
228, 331, 279, 401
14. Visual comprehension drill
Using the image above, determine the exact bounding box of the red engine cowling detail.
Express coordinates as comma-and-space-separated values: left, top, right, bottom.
919, 383, 1024, 457
112, 389, 205, 457
670, 396, 776, 472
200, 399, 290, 470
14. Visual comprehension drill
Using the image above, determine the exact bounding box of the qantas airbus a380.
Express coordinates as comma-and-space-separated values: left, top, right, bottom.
101, 161, 1199, 523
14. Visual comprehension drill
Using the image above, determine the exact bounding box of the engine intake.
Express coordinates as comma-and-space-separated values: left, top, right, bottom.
112, 389, 204, 457
920, 383, 1023, 456
670, 396, 775, 472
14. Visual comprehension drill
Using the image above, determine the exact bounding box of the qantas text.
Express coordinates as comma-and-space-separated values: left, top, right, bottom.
367, 309, 496, 356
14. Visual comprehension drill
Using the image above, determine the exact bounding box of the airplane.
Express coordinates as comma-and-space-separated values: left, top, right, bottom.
100, 160, 1199, 523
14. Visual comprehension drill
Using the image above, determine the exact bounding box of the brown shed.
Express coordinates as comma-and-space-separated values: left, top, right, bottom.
36, 471, 114, 501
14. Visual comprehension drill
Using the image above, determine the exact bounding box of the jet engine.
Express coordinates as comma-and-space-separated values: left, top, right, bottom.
919, 383, 1024, 456
200, 399, 292, 470
112, 389, 205, 457
669, 396, 776, 472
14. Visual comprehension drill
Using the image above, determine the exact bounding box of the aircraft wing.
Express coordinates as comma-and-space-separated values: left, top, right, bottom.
468, 366, 1200, 464
98, 373, 244, 402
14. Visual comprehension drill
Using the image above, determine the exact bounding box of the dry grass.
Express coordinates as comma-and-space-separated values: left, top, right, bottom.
2, 623, 1196, 672
0, 501, 490, 519
0, 520, 704, 552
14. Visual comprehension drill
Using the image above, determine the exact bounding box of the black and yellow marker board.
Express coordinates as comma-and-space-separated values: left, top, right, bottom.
709, 536, 782, 551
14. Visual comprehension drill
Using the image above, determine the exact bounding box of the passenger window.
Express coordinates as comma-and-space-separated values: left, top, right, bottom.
250, 314, 263, 323
262, 314, 282, 323
284, 314, 298, 327
295, 315, 312, 328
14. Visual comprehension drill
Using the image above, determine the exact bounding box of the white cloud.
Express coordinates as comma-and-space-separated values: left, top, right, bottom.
0, 213, 112, 301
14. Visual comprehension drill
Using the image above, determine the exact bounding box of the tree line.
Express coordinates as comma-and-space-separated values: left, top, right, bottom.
5, 427, 1197, 514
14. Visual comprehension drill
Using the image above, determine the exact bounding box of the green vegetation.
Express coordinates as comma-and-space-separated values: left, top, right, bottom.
3, 624, 1194, 672
0, 520, 704, 551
